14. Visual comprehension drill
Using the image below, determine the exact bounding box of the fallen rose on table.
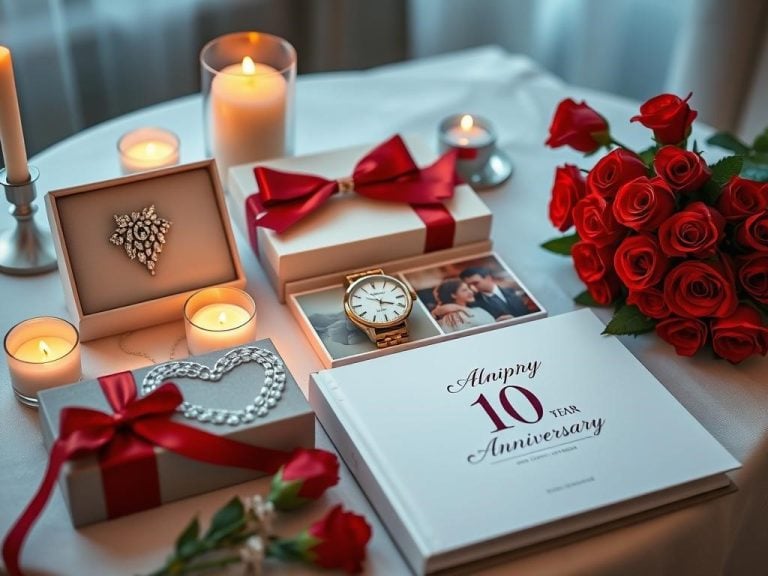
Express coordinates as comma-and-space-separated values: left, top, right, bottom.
543, 93, 768, 364
146, 448, 371, 576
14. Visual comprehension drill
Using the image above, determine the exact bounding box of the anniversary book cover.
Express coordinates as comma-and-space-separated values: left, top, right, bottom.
309, 309, 739, 574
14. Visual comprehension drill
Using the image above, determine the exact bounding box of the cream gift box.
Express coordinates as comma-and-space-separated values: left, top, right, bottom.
46, 160, 246, 342
37, 339, 314, 527
228, 136, 493, 302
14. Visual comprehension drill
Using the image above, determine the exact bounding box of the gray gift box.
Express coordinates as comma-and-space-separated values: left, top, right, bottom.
37, 339, 314, 527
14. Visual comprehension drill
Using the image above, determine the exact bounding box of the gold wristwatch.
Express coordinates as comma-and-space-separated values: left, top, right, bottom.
343, 268, 415, 348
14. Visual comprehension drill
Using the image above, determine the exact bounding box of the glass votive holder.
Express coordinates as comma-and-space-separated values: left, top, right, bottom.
184, 287, 257, 356
118, 127, 180, 174
438, 114, 513, 189
4, 316, 81, 406
200, 31, 297, 186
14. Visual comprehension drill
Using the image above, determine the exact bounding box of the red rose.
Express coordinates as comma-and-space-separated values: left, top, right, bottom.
545, 99, 610, 153
269, 449, 340, 511
717, 176, 768, 222
656, 316, 708, 356
630, 92, 697, 145
586, 148, 647, 198
612, 176, 676, 232
571, 241, 614, 283
548, 164, 586, 231
573, 194, 626, 247
614, 234, 669, 290
652, 146, 711, 193
738, 254, 768, 304
627, 287, 670, 319
585, 272, 622, 306
295, 505, 372, 574
664, 260, 738, 319
736, 210, 768, 251
658, 201, 725, 258
711, 305, 768, 364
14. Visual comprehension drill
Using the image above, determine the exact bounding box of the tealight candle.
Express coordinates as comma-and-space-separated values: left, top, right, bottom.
184, 287, 257, 355
438, 113, 513, 189
118, 127, 180, 174
4, 316, 81, 406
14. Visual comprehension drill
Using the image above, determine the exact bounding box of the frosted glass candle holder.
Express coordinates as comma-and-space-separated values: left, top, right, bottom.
184, 287, 257, 355
4, 316, 81, 406
201, 32, 296, 186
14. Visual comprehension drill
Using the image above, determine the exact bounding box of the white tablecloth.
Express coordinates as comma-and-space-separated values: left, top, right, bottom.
1, 46, 767, 576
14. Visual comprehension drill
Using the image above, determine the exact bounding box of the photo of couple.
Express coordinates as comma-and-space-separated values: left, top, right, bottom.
404, 255, 541, 334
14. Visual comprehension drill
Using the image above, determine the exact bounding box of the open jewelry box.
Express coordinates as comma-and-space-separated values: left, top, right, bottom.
45, 160, 246, 341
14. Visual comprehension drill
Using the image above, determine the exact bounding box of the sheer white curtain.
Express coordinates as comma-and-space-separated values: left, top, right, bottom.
407, 0, 768, 139
0, 0, 406, 156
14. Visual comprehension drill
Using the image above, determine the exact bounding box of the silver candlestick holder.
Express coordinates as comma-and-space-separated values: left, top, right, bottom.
0, 166, 57, 275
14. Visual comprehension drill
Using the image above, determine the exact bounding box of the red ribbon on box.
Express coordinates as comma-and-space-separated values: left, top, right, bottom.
245, 135, 460, 254
2, 372, 293, 576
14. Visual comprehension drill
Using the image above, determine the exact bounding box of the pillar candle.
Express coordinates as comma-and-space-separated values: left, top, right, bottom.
211, 56, 287, 181
0, 46, 29, 184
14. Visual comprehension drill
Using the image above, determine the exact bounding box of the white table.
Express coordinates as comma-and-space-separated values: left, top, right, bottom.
1, 46, 767, 576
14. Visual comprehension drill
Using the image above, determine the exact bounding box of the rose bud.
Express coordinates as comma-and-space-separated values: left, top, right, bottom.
270, 505, 372, 574
738, 254, 768, 304
545, 98, 610, 153
717, 176, 768, 222
573, 194, 626, 247
585, 272, 623, 306
612, 176, 676, 232
614, 234, 669, 291
653, 146, 711, 193
735, 209, 768, 252
663, 259, 738, 319
586, 148, 647, 198
658, 201, 726, 258
548, 164, 586, 231
572, 241, 614, 284
269, 449, 340, 511
627, 287, 670, 319
631, 92, 698, 145
711, 305, 768, 364
656, 316, 709, 357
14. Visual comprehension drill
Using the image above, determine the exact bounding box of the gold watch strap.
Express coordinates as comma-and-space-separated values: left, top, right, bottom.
373, 323, 409, 348
344, 268, 384, 288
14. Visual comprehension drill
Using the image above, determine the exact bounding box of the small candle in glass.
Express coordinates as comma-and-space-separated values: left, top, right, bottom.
4, 316, 81, 406
438, 114, 512, 189
184, 287, 257, 355
118, 127, 180, 174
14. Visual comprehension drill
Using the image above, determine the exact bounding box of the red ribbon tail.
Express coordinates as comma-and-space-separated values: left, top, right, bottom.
134, 419, 292, 475
2, 440, 78, 576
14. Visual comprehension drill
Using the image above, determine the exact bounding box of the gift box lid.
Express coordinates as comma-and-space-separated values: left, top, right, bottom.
228, 136, 493, 301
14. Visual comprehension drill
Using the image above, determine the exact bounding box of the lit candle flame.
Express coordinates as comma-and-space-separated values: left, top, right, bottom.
460, 114, 474, 131
145, 142, 157, 156
242, 56, 256, 75
218, 312, 227, 325
38, 339, 50, 358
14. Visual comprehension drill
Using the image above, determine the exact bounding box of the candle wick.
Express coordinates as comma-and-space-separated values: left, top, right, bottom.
38, 340, 50, 357
218, 312, 227, 325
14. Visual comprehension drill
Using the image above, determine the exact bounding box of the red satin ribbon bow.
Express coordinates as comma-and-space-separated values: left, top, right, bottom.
2, 372, 292, 576
247, 134, 460, 235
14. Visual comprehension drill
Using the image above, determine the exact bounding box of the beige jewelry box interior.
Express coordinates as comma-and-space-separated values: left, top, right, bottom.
46, 160, 246, 341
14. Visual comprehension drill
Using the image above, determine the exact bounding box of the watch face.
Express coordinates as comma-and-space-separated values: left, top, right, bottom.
346, 275, 412, 326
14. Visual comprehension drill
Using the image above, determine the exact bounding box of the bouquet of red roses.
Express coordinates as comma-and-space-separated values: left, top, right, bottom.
543, 93, 768, 364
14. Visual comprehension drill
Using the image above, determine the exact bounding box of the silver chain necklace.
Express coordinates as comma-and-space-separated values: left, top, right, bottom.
141, 346, 286, 426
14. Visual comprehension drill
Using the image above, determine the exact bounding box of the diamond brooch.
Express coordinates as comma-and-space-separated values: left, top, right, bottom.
109, 205, 171, 276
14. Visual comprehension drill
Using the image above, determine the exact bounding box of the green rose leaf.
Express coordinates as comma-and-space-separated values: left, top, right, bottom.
709, 155, 744, 186
706, 132, 750, 155
541, 233, 580, 255
204, 496, 245, 543
175, 517, 200, 559
601, 305, 656, 336
753, 128, 768, 153
573, 290, 606, 307
638, 145, 656, 166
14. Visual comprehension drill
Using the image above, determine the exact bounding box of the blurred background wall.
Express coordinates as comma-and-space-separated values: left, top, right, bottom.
0, 0, 766, 160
